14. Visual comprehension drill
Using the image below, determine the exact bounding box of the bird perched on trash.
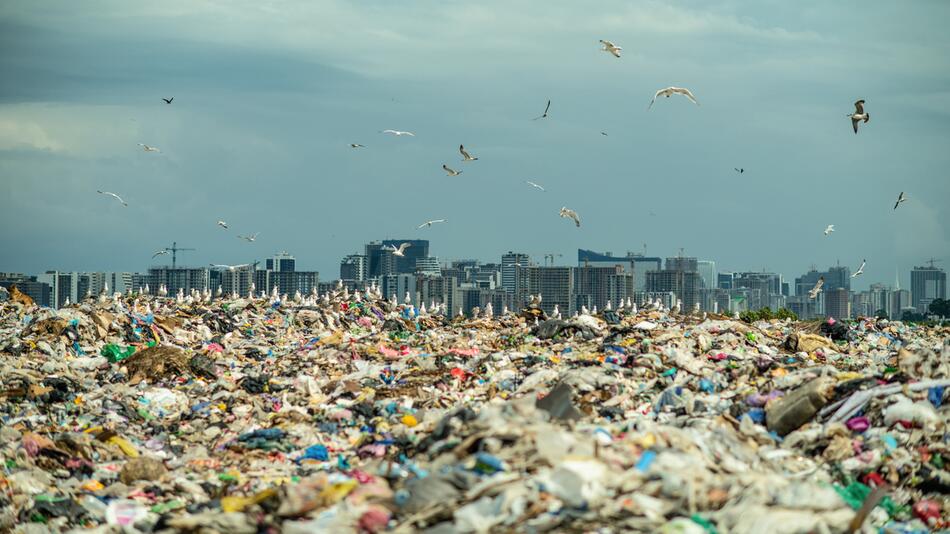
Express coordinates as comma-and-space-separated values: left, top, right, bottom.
649, 87, 699, 109
824, 224, 835, 236
848, 100, 870, 134
442, 164, 462, 176
599, 39, 622, 58
162, 97, 173, 104
97, 190, 128, 206
386, 242, 411, 257
381, 129, 414, 136
808, 276, 825, 299
152, 250, 168, 259
417, 219, 446, 229
350, 143, 365, 148
533, 100, 551, 120
559, 206, 581, 227
852, 259, 866, 278
138, 143, 161, 152
526, 181, 545, 192
894, 191, 907, 210
459, 145, 478, 161
237, 233, 259, 242
216, 220, 228, 229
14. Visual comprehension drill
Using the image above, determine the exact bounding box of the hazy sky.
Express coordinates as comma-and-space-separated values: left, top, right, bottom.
1, 1, 948, 289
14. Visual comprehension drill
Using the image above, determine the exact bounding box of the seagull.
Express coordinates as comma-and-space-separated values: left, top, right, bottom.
138, 143, 161, 152
350, 143, 365, 148
210, 263, 250, 271
459, 145, 478, 162
894, 191, 907, 210
849, 100, 870, 134
601, 132, 608, 136
599, 39, 622, 58
532, 100, 551, 120
851, 259, 866, 278
808, 276, 825, 299
237, 232, 259, 242
161, 97, 173, 104
649, 87, 699, 109
734, 168, 744, 174
152, 250, 169, 259
97, 190, 128, 206
386, 242, 411, 257
559, 206, 581, 227
217, 220, 229, 229
526, 180, 546, 192
823, 224, 835, 236
417, 219, 446, 229
381, 129, 415, 136
443, 164, 462, 176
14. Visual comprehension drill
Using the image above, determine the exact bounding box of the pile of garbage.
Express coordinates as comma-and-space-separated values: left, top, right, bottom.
0, 286, 947, 533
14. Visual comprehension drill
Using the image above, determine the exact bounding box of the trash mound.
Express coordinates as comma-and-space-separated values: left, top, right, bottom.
0, 290, 948, 532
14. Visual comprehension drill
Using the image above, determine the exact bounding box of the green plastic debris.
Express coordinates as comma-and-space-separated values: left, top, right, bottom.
101, 343, 136, 363
151, 499, 185, 513
690, 514, 718, 534
832, 481, 908, 519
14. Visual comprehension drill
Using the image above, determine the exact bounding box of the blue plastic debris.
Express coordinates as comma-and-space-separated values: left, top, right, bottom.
635, 450, 657, 472
928, 386, 945, 408
744, 408, 766, 424
298, 444, 329, 462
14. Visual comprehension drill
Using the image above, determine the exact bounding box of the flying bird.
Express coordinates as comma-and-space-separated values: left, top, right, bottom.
559, 206, 581, 227
381, 130, 415, 136
823, 224, 835, 236
808, 276, 825, 299
138, 143, 160, 152
893, 191, 907, 210
532, 100, 551, 120
459, 145, 478, 161
443, 164, 462, 176
386, 242, 411, 257
601, 132, 608, 136
217, 220, 229, 229
350, 143, 365, 148
599, 39, 622, 58
849, 100, 870, 134
649, 87, 699, 109
852, 259, 866, 278
161, 97, 173, 104
97, 190, 128, 206
734, 168, 744, 174
210, 263, 250, 271
152, 250, 169, 259
526, 181, 546, 192
417, 219, 446, 229
237, 233, 259, 242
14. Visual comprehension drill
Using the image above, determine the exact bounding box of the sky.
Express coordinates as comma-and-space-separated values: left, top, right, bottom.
1, 0, 948, 290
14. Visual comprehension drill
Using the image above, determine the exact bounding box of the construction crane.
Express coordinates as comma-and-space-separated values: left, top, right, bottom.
160, 242, 196, 269
543, 253, 563, 266
924, 257, 943, 268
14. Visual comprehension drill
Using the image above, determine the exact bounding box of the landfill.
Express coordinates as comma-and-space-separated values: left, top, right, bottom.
0, 285, 948, 533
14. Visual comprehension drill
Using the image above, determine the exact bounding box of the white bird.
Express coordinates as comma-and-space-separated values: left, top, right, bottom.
138, 143, 161, 152
526, 181, 545, 192
849, 100, 870, 134
417, 219, 446, 229
459, 145, 478, 162
381, 130, 415, 136
808, 276, 825, 299
97, 190, 128, 206
386, 242, 411, 257
152, 250, 169, 259
559, 206, 581, 227
217, 220, 229, 229
649, 87, 699, 109
442, 164, 462, 176
894, 192, 907, 210
350, 143, 365, 148
599, 39, 622, 58
210, 263, 250, 271
852, 260, 866, 278
823, 224, 835, 236
238, 233, 259, 242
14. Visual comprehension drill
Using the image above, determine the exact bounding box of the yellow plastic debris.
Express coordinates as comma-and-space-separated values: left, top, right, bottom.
401, 414, 418, 427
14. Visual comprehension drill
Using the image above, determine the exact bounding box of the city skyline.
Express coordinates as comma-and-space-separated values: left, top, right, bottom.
1, 1, 949, 287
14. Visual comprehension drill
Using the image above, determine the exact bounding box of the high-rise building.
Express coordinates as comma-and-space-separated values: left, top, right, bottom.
718, 272, 735, 290
523, 266, 574, 316
501, 251, 530, 293
697, 260, 717, 290
629, 255, 662, 291
825, 288, 851, 319
382, 239, 429, 275
574, 265, 634, 312
147, 267, 210, 295
910, 264, 946, 313
254, 255, 318, 296
733, 272, 784, 311
577, 249, 633, 269
266, 252, 296, 273
210, 265, 256, 296
645, 258, 701, 310
37, 271, 76, 307
340, 254, 367, 282
415, 256, 441, 275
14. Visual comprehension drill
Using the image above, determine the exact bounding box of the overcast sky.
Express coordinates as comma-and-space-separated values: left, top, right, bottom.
1, 1, 948, 289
